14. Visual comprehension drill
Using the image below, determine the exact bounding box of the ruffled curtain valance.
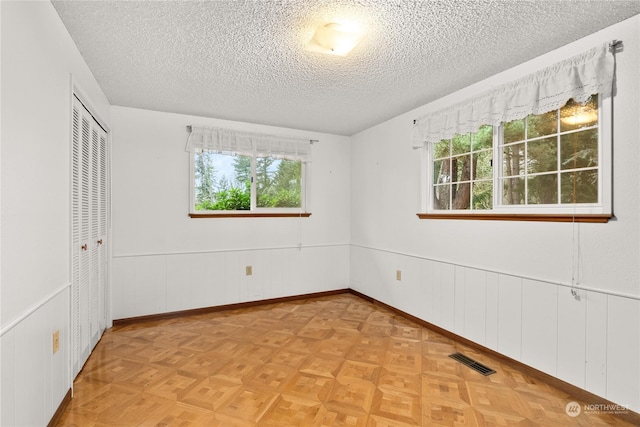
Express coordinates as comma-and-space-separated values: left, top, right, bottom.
186, 126, 311, 162
412, 41, 616, 147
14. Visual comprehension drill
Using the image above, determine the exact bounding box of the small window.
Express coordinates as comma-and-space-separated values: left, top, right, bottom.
192, 152, 304, 212
432, 125, 493, 210
426, 95, 610, 216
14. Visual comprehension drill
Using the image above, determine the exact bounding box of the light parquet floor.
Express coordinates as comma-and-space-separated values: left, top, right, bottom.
57, 294, 634, 426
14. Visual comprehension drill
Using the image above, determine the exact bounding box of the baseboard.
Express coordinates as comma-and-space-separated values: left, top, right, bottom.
113, 289, 350, 326
48, 388, 71, 427
348, 288, 640, 426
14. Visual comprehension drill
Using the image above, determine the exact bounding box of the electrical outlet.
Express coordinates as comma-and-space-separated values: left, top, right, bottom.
396, 270, 402, 281
53, 330, 60, 354
245, 265, 253, 276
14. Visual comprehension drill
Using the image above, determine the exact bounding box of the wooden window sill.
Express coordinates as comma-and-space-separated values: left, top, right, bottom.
190, 212, 312, 218
416, 213, 612, 223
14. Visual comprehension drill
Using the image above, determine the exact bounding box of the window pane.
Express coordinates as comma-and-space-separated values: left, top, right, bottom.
527, 137, 557, 174
527, 110, 557, 138
433, 184, 450, 210
504, 119, 525, 144
472, 180, 492, 210
474, 150, 492, 180
502, 177, 525, 205
451, 133, 471, 155
503, 143, 525, 177
561, 170, 598, 204
560, 95, 598, 132
434, 159, 451, 184
472, 125, 493, 150
452, 182, 471, 209
195, 152, 250, 211
452, 155, 471, 183
256, 157, 302, 208
434, 140, 450, 159
527, 174, 558, 204
560, 129, 598, 170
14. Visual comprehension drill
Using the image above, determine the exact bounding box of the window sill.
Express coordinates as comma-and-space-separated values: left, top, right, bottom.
190, 212, 312, 219
416, 213, 611, 223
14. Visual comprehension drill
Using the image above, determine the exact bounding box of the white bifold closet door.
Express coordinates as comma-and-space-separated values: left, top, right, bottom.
71, 95, 109, 378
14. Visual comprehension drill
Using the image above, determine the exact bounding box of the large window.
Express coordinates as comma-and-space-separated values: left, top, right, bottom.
426, 95, 610, 217
414, 42, 615, 221
193, 152, 303, 211
186, 126, 310, 215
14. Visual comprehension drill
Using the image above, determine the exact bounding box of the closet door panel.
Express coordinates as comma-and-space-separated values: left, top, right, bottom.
71, 96, 109, 377
79, 111, 92, 367
71, 104, 81, 376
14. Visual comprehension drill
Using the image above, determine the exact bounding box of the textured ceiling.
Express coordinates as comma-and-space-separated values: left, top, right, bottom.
52, 0, 640, 136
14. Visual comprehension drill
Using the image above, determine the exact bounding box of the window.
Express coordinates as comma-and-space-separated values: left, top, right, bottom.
426, 95, 609, 217
186, 126, 310, 216
433, 125, 493, 210
193, 152, 303, 211
501, 96, 599, 207
414, 42, 616, 221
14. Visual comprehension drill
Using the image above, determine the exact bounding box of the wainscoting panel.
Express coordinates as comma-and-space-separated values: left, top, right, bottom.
439, 262, 456, 332
420, 259, 438, 325
521, 278, 558, 377
0, 286, 70, 427
464, 267, 488, 346
585, 290, 608, 397
497, 274, 523, 361
403, 255, 423, 320
606, 296, 639, 410
2, 328, 17, 426
349, 244, 640, 412
557, 286, 587, 388
454, 265, 466, 335
485, 272, 499, 351
112, 244, 350, 320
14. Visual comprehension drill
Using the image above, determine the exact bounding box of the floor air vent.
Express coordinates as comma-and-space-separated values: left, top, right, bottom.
449, 352, 496, 376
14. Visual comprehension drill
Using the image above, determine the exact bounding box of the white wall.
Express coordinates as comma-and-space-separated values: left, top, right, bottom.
0, 1, 110, 425
350, 16, 640, 412
110, 106, 351, 319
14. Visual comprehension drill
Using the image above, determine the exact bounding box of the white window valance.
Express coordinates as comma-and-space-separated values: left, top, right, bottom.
186, 126, 311, 161
412, 41, 616, 147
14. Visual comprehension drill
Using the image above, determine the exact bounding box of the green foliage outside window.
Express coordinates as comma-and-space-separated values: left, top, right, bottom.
194, 152, 302, 211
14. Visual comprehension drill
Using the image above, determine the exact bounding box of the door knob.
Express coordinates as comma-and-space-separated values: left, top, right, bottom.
81, 244, 88, 251
97, 239, 103, 245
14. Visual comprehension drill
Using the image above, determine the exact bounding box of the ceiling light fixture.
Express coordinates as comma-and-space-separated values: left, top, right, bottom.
306, 23, 364, 57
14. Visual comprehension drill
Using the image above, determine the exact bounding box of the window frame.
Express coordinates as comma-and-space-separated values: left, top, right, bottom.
189, 151, 309, 216
421, 96, 612, 220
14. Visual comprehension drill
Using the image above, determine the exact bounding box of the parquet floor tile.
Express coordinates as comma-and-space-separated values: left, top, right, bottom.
325, 378, 376, 415
178, 377, 242, 411
269, 348, 309, 368
57, 293, 638, 426
212, 358, 262, 384
259, 395, 323, 426
337, 360, 381, 383
246, 363, 297, 391
284, 372, 335, 402
314, 405, 369, 427
299, 354, 344, 378
215, 387, 279, 423
370, 388, 421, 425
